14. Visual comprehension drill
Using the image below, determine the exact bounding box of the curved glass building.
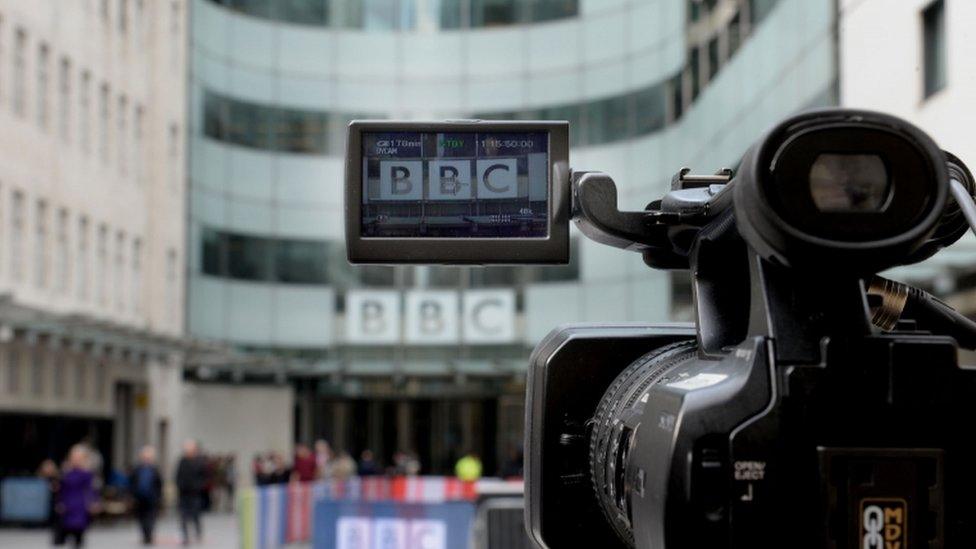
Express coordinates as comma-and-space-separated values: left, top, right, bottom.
188, 0, 837, 473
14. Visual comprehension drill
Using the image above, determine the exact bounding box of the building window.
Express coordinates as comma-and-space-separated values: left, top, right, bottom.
77, 216, 89, 300
56, 208, 69, 294
115, 231, 126, 311
119, 0, 128, 33
922, 0, 947, 98
707, 37, 720, 81
275, 239, 328, 284
36, 43, 49, 129
12, 28, 25, 117
131, 238, 142, 315
728, 12, 742, 58
95, 360, 106, 402
227, 233, 272, 281
99, 83, 109, 164
7, 345, 19, 394
10, 191, 24, 282
58, 58, 70, 142
31, 348, 44, 396
168, 122, 180, 189
53, 352, 64, 398
35, 200, 48, 289
96, 224, 108, 306
80, 71, 91, 153
166, 248, 178, 328
117, 95, 127, 174
134, 105, 144, 183
75, 357, 87, 401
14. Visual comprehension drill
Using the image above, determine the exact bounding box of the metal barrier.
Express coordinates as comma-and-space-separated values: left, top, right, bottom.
0, 477, 50, 523
238, 477, 478, 549
472, 496, 533, 549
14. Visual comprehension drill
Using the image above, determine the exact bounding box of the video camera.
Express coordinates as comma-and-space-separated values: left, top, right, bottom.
344, 110, 976, 548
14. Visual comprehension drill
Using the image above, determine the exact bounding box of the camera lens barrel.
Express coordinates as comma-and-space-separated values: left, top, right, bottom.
588, 339, 698, 546
733, 109, 949, 274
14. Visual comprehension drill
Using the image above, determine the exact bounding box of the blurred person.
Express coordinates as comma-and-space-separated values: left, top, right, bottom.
269, 452, 291, 484
331, 450, 356, 480
38, 459, 61, 543
292, 443, 317, 483
357, 449, 381, 477
202, 455, 216, 511
252, 454, 266, 486
79, 437, 104, 490
455, 451, 483, 482
392, 451, 421, 476
222, 455, 237, 512
314, 439, 332, 479
55, 445, 98, 547
500, 447, 524, 479
130, 445, 163, 545
175, 439, 207, 545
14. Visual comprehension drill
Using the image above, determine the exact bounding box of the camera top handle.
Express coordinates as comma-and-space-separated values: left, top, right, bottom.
572, 168, 734, 270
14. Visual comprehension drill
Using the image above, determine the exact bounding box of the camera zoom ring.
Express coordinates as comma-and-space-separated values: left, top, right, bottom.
588, 339, 698, 548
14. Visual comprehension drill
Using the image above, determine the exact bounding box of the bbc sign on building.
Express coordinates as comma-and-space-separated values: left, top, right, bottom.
345, 290, 516, 344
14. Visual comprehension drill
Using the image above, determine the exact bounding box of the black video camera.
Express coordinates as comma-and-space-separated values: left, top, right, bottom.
344, 110, 976, 548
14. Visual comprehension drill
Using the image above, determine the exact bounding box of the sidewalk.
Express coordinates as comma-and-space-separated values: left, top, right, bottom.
0, 512, 253, 548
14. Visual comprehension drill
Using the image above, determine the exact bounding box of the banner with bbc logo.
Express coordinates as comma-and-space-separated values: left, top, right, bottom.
314, 501, 475, 549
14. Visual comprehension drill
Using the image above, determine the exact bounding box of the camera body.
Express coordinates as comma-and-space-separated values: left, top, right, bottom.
526, 290, 976, 549
344, 109, 976, 548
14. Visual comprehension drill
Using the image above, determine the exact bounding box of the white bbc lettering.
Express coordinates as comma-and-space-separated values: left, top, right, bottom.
427, 160, 472, 200
372, 519, 407, 549
462, 289, 516, 343
405, 291, 459, 344
337, 517, 372, 549
335, 518, 446, 549
408, 520, 447, 549
346, 291, 400, 344
476, 158, 518, 199
378, 160, 423, 201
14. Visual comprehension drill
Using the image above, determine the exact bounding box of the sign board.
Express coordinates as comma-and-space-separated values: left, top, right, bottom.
346, 291, 400, 344
462, 289, 516, 344
345, 290, 516, 345
314, 501, 473, 549
405, 291, 459, 344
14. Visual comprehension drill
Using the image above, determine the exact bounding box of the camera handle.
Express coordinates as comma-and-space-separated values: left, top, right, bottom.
570, 169, 733, 269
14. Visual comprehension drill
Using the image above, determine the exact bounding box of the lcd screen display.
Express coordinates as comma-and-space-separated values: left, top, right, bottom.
361, 131, 549, 238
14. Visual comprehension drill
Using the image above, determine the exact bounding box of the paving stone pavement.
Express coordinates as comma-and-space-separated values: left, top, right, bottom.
0, 511, 275, 549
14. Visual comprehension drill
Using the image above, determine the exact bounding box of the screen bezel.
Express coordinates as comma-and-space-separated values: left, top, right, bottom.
346, 120, 570, 264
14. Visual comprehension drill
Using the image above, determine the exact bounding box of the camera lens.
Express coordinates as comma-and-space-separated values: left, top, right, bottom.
588, 340, 697, 546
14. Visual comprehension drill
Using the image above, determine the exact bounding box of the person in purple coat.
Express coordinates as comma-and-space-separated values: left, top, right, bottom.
55, 445, 99, 547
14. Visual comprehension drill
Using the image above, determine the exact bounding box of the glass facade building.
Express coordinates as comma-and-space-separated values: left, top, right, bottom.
188, 0, 837, 473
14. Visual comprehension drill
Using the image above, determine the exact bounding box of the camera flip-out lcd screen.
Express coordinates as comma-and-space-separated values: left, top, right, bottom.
346, 120, 569, 264
361, 131, 549, 238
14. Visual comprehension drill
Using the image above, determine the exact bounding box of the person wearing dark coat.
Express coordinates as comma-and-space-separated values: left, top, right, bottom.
56, 445, 98, 548
130, 446, 163, 545
175, 439, 207, 545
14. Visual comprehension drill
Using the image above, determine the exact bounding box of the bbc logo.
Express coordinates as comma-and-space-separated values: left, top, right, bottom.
376, 159, 518, 201
336, 517, 447, 549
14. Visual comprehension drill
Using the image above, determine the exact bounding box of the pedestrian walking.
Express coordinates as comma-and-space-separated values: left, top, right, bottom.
55, 445, 98, 547
130, 446, 163, 545
175, 439, 207, 545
